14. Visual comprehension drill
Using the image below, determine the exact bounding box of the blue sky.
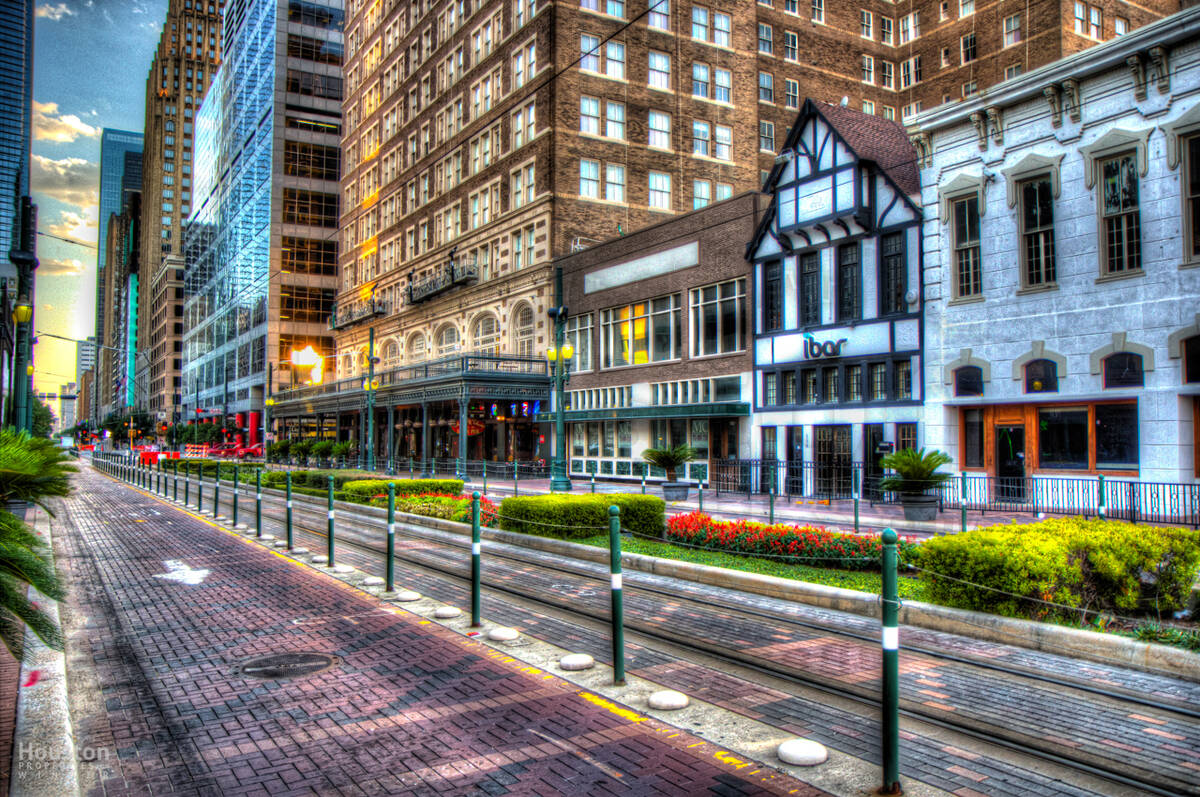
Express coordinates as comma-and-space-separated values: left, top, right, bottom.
30, 0, 167, 398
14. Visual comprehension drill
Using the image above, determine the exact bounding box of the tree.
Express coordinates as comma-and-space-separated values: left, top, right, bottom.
30, 398, 54, 439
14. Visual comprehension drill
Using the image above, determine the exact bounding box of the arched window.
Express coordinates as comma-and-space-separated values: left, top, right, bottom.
1186, 335, 1200, 383
406, 333, 426, 362
472, 314, 499, 354
382, 339, 400, 368
341, 354, 352, 377
953, 365, 984, 397
513, 305, 535, 356
1103, 352, 1143, 388
436, 324, 460, 356
1024, 359, 1058, 393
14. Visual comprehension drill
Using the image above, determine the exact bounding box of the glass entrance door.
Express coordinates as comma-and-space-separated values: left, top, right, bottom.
995, 424, 1025, 502
785, 426, 804, 495
815, 425, 853, 498
864, 423, 884, 500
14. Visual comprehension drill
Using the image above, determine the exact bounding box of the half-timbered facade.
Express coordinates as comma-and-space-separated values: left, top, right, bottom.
747, 99, 922, 497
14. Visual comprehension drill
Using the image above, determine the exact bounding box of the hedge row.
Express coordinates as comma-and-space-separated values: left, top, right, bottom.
342, 479, 465, 498
916, 518, 1200, 620
259, 469, 378, 490
497, 494, 665, 540
366, 493, 498, 526
664, 511, 918, 571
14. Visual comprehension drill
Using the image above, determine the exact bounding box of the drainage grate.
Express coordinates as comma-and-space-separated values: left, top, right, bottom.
233, 652, 341, 680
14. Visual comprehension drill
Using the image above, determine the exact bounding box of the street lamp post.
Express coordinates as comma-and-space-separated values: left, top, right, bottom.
366, 327, 376, 472
547, 306, 573, 493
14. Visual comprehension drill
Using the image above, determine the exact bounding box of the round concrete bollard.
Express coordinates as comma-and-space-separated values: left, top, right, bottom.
393, 590, 422, 602
487, 627, 519, 641
331, 564, 354, 574
289, 547, 309, 555
361, 576, 385, 586
259, 534, 275, 541
776, 739, 828, 766
271, 540, 288, 548
310, 555, 328, 564
434, 606, 462, 619
648, 690, 689, 710
558, 653, 595, 671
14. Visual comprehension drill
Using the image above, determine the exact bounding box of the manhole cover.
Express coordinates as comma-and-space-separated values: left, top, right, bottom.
233, 652, 341, 680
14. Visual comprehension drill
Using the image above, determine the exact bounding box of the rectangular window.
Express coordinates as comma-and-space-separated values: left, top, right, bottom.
846, 365, 863, 402
759, 72, 774, 102
959, 0, 974, 16
649, 50, 671, 90
961, 33, 976, 63
759, 121, 775, 151
862, 55, 874, 83
693, 179, 711, 209
1114, 16, 1127, 36
880, 231, 906, 315
758, 23, 773, 54
784, 31, 798, 60
811, 0, 824, 23
899, 12, 918, 44
580, 96, 600, 134
881, 61, 894, 89
601, 295, 681, 367
581, 34, 600, 71
606, 0, 624, 17
714, 12, 731, 46
764, 262, 783, 332
963, 408, 984, 467
1005, 64, 1023, 80
837, 242, 861, 322
823, 368, 839, 403
714, 68, 732, 103
962, 81, 977, 98
785, 79, 800, 108
717, 182, 733, 200
1089, 6, 1101, 39
1074, 1, 1086, 34
714, 124, 732, 160
1038, 408, 1089, 469
606, 41, 625, 79
692, 279, 746, 356
566, 315, 594, 372
953, 196, 982, 298
764, 373, 777, 405
1020, 176, 1056, 286
900, 56, 921, 88
881, 17, 893, 45
649, 111, 671, 149
800, 251, 820, 326
860, 9, 873, 38
898, 422, 917, 451
1101, 153, 1141, 274
649, 171, 671, 209
863, 100, 875, 115
1004, 14, 1021, 46
1096, 404, 1139, 468
1187, 135, 1200, 262
895, 360, 912, 399
605, 163, 625, 201
580, 159, 600, 198
605, 101, 626, 138
869, 363, 887, 400
692, 120, 711, 156
692, 62, 710, 97
691, 6, 708, 40
783, 372, 796, 405
649, 0, 669, 29
803, 370, 817, 403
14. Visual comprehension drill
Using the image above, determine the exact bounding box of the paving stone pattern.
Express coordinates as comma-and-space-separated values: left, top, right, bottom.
61, 468, 826, 797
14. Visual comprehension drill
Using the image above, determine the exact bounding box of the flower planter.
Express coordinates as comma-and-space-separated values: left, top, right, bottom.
900, 493, 938, 522
662, 482, 690, 501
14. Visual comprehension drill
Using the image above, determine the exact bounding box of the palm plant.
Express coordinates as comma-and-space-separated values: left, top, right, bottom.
878, 447, 953, 496
0, 429, 77, 512
641, 444, 697, 483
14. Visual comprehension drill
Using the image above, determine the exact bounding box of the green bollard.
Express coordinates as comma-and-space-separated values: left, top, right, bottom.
232, 465, 240, 527
698, 485, 704, 513
854, 469, 861, 534
609, 505, 626, 685
482, 461, 487, 493
1097, 473, 1106, 518
409, 457, 414, 477
513, 463, 519, 496
641, 466, 647, 495
591, 474, 596, 493
326, 475, 335, 566
184, 461, 190, 507
213, 465, 221, 517
881, 527, 901, 794
769, 485, 776, 524
386, 483, 396, 593
255, 469, 263, 537
197, 465, 204, 514
173, 460, 179, 502
471, 491, 482, 627
960, 472, 968, 533
285, 472, 294, 549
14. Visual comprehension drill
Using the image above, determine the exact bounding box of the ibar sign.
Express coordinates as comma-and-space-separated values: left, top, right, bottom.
803, 336, 848, 359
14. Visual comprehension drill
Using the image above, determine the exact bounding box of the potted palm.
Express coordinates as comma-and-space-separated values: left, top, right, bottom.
642, 444, 697, 501
879, 447, 953, 521
331, 441, 354, 468
291, 439, 313, 467
311, 440, 334, 467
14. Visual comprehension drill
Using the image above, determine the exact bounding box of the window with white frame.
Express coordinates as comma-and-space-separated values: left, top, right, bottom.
714, 67, 731, 102
472, 314, 499, 353
900, 56, 921, 88
691, 6, 708, 39
714, 12, 731, 46
1114, 16, 1127, 36
901, 101, 921, 121
606, 101, 626, 138
962, 81, 977, 97
691, 279, 745, 356
511, 226, 535, 269
566, 315, 593, 371
1186, 134, 1200, 263
714, 124, 732, 160
513, 100, 536, 148
436, 324, 460, 356
648, 110, 671, 149
881, 16, 893, 45
649, 171, 671, 209
758, 23, 773, 54
605, 0, 624, 17
581, 0, 598, 10
1089, 5, 1101, 38
1005, 64, 1022, 79
899, 12, 918, 43
952, 195, 981, 298
648, 50, 670, 90
606, 41, 625, 78
581, 34, 600, 70
716, 182, 732, 201
605, 164, 625, 201
785, 78, 800, 108
811, 0, 823, 23
580, 96, 600, 134
580, 159, 600, 198
513, 305, 535, 355
1100, 153, 1141, 274
959, 0, 973, 16
784, 31, 798, 60
759, 120, 775, 151
882, 105, 895, 120
1004, 14, 1021, 46
692, 62, 709, 97
692, 120, 711, 156
601, 295, 681, 367
862, 100, 875, 114
511, 163, 535, 208
860, 9, 872, 38
862, 55, 874, 83
694, 179, 711, 209
1020, 175, 1056, 286
961, 33, 976, 63
881, 61, 894, 89
759, 71, 774, 102
648, 0, 669, 29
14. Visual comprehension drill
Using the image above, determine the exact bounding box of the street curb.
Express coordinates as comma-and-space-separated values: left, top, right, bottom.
10, 507, 79, 797
383, 510, 1200, 682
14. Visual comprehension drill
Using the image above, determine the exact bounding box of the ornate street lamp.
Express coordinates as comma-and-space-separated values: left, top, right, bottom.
546, 315, 574, 492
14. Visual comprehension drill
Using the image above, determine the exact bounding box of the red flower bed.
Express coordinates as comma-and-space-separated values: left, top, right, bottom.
665, 511, 915, 570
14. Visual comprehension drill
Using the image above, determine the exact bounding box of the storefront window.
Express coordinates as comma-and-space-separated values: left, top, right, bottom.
1038, 408, 1088, 469
602, 421, 616, 456
963, 408, 984, 467
572, 424, 585, 456
1096, 404, 1138, 468
618, 421, 632, 457
600, 295, 681, 367
587, 422, 600, 456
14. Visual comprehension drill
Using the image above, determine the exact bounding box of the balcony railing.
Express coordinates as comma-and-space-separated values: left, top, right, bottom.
407, 256, 478, 304
272, 352, 549, 404
329, 298, 390, 330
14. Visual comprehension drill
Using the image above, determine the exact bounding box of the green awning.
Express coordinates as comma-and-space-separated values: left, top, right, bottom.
535, 402, 749, 423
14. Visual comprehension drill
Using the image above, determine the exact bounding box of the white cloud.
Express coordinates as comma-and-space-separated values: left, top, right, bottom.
45, 208, 99, 246
35, 3, 74, 21
31, 154, 98, 210
32, 100, 99, 143
39, 257, 87, 276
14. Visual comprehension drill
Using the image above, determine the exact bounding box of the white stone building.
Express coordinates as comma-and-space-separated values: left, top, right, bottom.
912, 6, 1200, 489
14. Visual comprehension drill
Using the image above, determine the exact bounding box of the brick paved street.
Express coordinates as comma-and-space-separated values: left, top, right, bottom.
56, 466, 829, 796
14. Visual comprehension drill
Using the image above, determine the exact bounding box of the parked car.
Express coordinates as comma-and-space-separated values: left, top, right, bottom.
236, 443, 263, 460
208, 443, 240, 458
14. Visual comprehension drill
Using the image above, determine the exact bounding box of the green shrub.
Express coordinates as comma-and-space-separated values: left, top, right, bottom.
342, 478, 464, 500
366, 493, 499, 526
331, 441, 354, 459
498, 494, 665, 540
310, 440, 334, 459
916, 518, 1200, 621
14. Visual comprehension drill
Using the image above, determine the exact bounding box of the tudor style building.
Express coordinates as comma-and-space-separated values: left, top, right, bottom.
912, 5, 1200, 487
748, 99, 922, 497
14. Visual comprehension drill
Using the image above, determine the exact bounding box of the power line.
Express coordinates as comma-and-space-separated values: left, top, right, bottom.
36, 231, 98, 250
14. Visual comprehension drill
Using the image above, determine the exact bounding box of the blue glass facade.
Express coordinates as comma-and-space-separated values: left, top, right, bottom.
95, 130, 144, 343
0, 0, 33, 282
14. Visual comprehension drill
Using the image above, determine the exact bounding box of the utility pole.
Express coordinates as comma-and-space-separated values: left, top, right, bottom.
8, 195, 37, 433
366, 327, 376, 471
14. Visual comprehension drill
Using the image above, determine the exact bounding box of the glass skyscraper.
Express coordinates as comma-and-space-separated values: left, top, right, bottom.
0, 0, 34, 282
183, 0, 341, 426
95, 130, 144, 344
